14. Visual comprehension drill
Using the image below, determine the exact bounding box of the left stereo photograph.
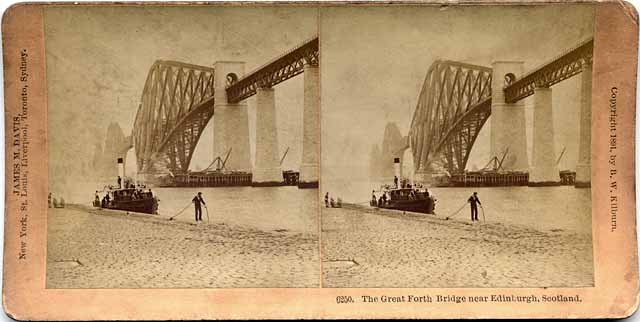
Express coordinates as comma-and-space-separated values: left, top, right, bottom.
44, 6, 320, 289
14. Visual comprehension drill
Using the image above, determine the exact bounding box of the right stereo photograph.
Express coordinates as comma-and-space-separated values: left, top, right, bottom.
320, 4, 595, 288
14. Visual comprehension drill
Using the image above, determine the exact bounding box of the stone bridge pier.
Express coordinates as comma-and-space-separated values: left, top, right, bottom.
575, 61, 592, 188
490, 61, 529, 172
253, 86, 283, 185
529, 85, 560, 184
298, 63, 319, 188
212, 61, 252, 172
252, 63, 319, 188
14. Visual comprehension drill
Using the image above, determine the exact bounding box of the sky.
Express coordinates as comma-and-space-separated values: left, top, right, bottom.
320, 4, 595, 188
44, 5, 318, 195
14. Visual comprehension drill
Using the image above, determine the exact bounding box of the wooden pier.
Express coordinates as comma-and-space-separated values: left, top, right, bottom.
159, 172, 253, 187
158, 170, 301, 188
435, 171, 529, 187
435, 170, 578, 187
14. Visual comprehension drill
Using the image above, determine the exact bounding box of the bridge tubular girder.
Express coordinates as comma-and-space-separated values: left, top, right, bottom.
225, 37, 319, 103
503, 39, 594, 103
132, 60, 215, 175
408, 60, 493, 175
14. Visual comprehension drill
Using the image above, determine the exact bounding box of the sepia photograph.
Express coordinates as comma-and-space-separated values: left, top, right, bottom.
2, 2, 639, 320
44, 5, 320, 288
321, 4, 595, 288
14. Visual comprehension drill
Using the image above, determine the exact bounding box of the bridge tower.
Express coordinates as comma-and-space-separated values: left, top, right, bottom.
253, 86, 283, 185
529, 85, 560, 184
212, 61, 252, 172
490, 61, 529, 172
299, 63, 319, 187
575, 61, 592, 187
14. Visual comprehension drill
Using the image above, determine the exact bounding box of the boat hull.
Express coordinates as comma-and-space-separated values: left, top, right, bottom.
381, 202, 434, 214
96, 198, 158, 215
373, 198, 436, 214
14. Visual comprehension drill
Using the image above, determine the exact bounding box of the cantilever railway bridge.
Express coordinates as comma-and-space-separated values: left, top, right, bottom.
130, 37, 319, 184
406, 38, 593, 186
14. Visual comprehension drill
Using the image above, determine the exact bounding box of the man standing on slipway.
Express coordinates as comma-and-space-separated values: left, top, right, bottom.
192, 192, 206, 223
468, 192, 481, 222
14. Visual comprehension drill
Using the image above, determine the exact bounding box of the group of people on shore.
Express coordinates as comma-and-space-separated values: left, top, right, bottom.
324, 193, 342, 208
48, 192, 65, 208
371, 191, 388, 207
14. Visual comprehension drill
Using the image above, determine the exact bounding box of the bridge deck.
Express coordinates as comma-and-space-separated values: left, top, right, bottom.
225, 36, 319, 103
503, 38, 593, 103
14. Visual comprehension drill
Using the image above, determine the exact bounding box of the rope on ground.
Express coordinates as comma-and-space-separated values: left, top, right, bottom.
445, 202, 468, 220
168, 202, 192, 221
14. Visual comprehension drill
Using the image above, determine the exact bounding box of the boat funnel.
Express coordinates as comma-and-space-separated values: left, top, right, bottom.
117, 157, 125, 183
393, 157, 402, 180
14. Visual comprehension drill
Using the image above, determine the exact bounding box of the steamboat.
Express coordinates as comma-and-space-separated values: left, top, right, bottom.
370, 158, 436, 214
93, 157, 158, 214
94, 186, 158, 214
371, 184, 436, 214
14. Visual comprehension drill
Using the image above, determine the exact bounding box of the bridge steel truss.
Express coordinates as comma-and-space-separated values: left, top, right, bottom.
409, 61, 493, 175
503, 38, 594, 103
132, 60, 216, 174
225, 37, 319, 103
